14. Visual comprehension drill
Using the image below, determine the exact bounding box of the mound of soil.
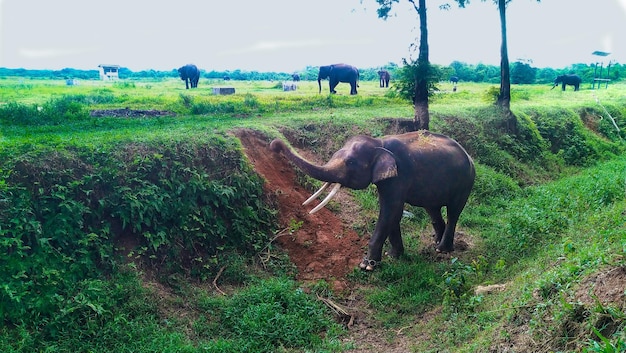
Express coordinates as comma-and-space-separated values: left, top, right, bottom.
235, 129, 367, 292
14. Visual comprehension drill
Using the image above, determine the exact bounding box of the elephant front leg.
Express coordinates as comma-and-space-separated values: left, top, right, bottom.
361, 202, 403, 271
329, 80, 338, 94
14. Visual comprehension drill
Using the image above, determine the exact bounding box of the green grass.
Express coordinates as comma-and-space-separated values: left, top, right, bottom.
0, 76, 625, 352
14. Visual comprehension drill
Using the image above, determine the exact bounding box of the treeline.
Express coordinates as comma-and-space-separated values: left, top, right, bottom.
447, 61, 624, 85
1, 61, 622, 84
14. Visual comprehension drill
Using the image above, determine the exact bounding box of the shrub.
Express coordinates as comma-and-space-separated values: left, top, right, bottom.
0, 135, 277, 331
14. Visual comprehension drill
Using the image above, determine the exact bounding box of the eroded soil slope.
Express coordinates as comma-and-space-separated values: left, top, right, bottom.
235, 129, 367, 291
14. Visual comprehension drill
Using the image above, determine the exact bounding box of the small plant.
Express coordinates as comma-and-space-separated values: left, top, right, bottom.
483, 86, 500, 104
585, 328, 626, 353
441, 257, 486, 314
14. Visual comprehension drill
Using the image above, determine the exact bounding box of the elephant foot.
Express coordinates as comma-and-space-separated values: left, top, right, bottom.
435, 243, 454, 254
385, 249, 403, 259
359, 257, 379, 271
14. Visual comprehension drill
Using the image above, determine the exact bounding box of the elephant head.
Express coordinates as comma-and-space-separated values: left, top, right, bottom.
270, 136, 397, 213
270, 131, 475, 270
317, 65, 332, 93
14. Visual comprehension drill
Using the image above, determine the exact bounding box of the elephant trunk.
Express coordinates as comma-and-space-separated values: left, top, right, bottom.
270, 139, 337, 182
318, 77, 322, 94
270, 139, 343, 214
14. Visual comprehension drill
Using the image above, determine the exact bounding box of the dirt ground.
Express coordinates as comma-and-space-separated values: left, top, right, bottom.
235, 129, 367, 292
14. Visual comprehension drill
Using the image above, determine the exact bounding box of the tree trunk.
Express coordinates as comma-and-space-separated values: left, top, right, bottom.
414, 0, 430, 131
496, 0, 517, 133
497, 0, 510, 111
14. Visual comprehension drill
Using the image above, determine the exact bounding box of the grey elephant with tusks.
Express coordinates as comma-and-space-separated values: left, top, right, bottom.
270, 130, 475, 271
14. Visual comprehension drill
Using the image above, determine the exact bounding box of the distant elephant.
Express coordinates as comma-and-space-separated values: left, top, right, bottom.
270, 130, 475, 271
292, 74, 301, 82
450, 76, 459, 92
552, 74, 581, 91
317, 63, 359, 95
178, 64, 200, 89
223, 76, 231, 81
378, 70, 390, 88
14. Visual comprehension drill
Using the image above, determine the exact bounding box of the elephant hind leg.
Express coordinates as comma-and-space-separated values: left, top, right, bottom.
350, 83, 358, 95
436, 194, 470, 253
425, 207, 446, 249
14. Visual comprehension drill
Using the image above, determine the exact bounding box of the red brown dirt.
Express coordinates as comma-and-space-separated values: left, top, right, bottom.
234, 129, 368, 292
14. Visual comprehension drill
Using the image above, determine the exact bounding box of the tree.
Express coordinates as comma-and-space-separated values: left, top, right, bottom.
376, 0, 431, 130
511, 60, 537, 84
456, 0, 540, 132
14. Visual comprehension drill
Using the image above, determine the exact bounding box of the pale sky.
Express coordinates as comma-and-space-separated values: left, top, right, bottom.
1, 0, 625, 72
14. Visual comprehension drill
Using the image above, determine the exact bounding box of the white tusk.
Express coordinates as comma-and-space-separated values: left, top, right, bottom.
302, 182, 330, 206
309, 183, 341, 214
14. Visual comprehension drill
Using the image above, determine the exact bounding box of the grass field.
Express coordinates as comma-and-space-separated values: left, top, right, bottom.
0, 76, 624, 352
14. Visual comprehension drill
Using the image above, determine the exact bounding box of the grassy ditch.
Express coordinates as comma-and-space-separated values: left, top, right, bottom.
0, 78, 624, 352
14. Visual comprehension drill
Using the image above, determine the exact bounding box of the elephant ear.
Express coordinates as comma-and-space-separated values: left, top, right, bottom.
372, 148, 397, 183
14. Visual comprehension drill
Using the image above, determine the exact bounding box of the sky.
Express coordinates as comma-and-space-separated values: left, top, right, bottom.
1, 0, 625, 73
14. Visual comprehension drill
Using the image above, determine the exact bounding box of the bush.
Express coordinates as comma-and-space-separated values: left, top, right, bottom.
0, 135, 277, 331
0, 96, 89, 126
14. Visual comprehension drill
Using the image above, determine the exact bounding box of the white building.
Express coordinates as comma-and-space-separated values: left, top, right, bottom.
98, 65, 120, 80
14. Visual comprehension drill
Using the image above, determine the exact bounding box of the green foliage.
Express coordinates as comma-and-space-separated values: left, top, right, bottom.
526, 107, 622, 166
0, 135, 277, 335
206, 278, 342, 352
486, 157, 625, 262
469, 164, 521, 204
0, 95, 90, 125
392, 60, 444, 103
511, 61, 537, 84
356, 255, 441, 325
441, 257, 487, 314
1, 79, 625, 353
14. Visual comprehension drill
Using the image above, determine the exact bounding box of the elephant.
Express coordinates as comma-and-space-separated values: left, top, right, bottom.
552, 74, 582, 91
317, 63, 359, 95
178, 64, 200, 89
450, 76, 459, 92
270, 130, 475, 271
378, 70, 390, 88
292, 73, 301, 82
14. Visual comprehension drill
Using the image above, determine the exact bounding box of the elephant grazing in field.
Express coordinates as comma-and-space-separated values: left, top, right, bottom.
317, 63, 359, 95
178, 64, 200, 89
378, 70, 390, 88
270, 130, 475, 271
552, 74, 582, 91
